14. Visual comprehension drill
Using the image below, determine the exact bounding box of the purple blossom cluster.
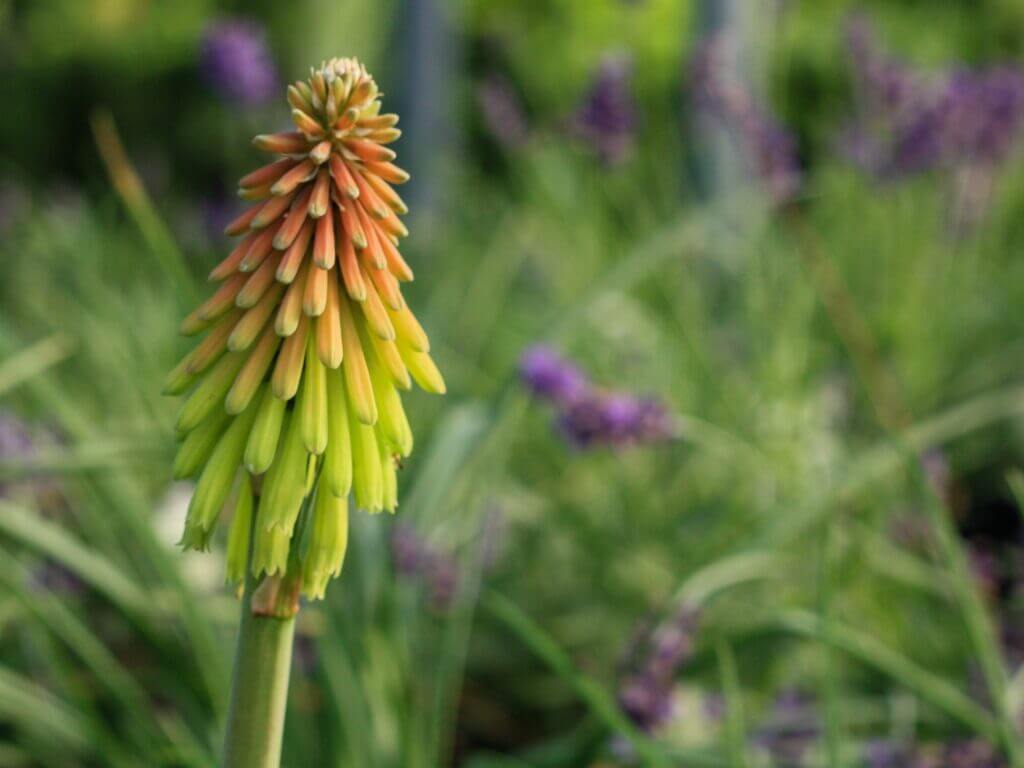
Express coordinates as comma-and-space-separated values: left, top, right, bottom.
572, 54, 637, 165
844, 16, 1024, 177
390, 523, 459, 611
199, 19, 279, 107
616, 603, 700, 732
519, 346, 674, 450
689, 35, 801, 204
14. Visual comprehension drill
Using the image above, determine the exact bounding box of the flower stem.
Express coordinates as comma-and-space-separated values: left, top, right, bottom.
222, 552, 297, 767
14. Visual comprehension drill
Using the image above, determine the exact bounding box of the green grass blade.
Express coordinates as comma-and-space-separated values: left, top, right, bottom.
0, 334, 72, 399
0, 666, 92, 754
715, 641, 750, 768
482, 589, 675, 768
774, 610, 1000, 742
0, 501, 151, 617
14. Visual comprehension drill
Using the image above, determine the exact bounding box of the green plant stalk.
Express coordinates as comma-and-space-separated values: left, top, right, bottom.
909, 455, 1023, 766
89, 111, 197, 300
715, 641, 749, 768
222, 537, 298, 768
817, 521, 844, 768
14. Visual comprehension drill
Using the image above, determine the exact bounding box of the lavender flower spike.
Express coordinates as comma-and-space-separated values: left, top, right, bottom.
521, 346, 675, 450
519, 346, 588, 406
390, 523, 460, 611
690, 35, 801, 203
558, 392, 674, 449
199, 20, 279, 106
842, 15, 1024, 178
573, 54, 637, 164
617, 603, 701, 733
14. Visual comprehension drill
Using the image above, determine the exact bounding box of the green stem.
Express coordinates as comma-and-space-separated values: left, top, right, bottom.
222, 566, 297, 767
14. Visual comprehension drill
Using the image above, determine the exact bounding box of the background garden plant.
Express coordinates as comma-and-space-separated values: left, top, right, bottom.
4, 1, 1024, 766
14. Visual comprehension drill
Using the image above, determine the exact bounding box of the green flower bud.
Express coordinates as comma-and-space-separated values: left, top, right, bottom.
259, 411, 308, 534
323, 368, 353, 497
252, 508, 291, 577
176, 351, 246, 433
244, 386, 287, 475
226, 476, 254, 584
173, 407, 231, 479
299, 336, 328, 454
180, 395, 260, 550
301, 475, 349, 600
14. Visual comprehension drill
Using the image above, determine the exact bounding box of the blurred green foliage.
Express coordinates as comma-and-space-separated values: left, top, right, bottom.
1, 1, 1024, 766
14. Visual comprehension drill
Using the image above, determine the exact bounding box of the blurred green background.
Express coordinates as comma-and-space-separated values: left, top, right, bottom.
3, 0, 1024, 765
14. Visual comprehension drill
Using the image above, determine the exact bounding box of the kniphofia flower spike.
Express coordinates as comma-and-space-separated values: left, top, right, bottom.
166, 58, 445, 600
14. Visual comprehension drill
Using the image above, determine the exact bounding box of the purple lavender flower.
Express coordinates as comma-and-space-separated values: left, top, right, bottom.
572, 54, 637, 164
390, 523, 460, 612
909, 740, 1006, 768
618, 677, 675, 733
520, 347, 674, 450
0, 411, 43, 501
476, 74, 529, 149
645, 604, 699, 677
0, 411, 35, 471
940, 68, 1024, 165
0, 410, 62, 503
845, 16, 924, 120
941, 740, 1005, 768
754, 689, 818, 766
391, 521, 428, 575
617, 603, 700, 732
863, 740, 912, 768
199, 20, 278, 106
842, 16, 938, 175
557, 392, 674, 449
890, 98, 953, 175
519, 346, 588, 406
751, 121, 802, 204
843, 16, 1024, 178
427, 555, 459, 609
690, 36, 801, 203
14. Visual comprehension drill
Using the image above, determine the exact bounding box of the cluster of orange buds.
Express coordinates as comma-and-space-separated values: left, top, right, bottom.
165, 57, 444, 599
